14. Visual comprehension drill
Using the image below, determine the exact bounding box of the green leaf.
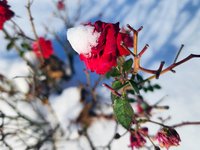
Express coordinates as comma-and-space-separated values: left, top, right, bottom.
111, 92, 116, 103
143, 87, 148, 93
21, 42, 32, 51
109, 67, 121, 77
148, 86, 154, 92
7, 42, 14, 51
137, 95, 143, 100
123, 58, 133, 71
113, 95, 134, 130
153, 84, 161, 89
128, 98, 135, 103
112, 81, 122, 89
19, 51, 25, 57
110, 81, 122, 103
117, 62, 121, 70
127, 89, 135, 95
105, 71, 110, 79
128, 80, 140, 94
136, 73, 144, 81
21, 42, 29, 48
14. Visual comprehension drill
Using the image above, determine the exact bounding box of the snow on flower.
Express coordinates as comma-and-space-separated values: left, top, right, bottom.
67, 24, 100, 55
0, 0, 14, 30
67, 20, 133, 74
32, 37, 54, 59
128, 127, 148, 150
154, 126, 181, 149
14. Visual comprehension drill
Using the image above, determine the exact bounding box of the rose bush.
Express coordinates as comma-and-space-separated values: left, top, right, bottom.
32, 37, 54, 59
0, 0, 14, 30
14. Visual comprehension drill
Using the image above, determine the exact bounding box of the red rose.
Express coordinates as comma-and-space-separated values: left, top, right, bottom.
0, 0, 14, 30
57, 0, 65, 10
68, 20, 132, 74
32, 37, 54, 59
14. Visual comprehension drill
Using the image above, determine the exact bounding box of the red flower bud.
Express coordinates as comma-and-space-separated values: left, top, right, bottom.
57, 0, 65, 10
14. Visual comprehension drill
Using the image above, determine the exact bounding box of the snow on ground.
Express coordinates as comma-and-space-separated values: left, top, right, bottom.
0, 0, 200, 150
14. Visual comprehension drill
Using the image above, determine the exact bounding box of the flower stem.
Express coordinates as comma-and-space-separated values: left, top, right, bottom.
102, 83, 124, 99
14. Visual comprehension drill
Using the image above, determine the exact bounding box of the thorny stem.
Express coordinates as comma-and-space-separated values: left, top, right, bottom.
120, 41, 135, 57
138, 44, 149, 57
174, 44, 184, 63
102, 83, 124, 99
26, 0, 45, 65
138, 54, 200, 86
114, 54, 200, 91
126, 25, 143, 77
172, 122, 200, 128
153, 95, 169, 106
151, 105, 169, 110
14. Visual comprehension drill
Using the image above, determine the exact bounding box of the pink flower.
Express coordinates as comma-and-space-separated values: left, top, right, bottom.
0, 0, 14, 30
154, 126, 181, 149
128, 127, 148, 150
32, 37, 54, 59
67, 20, 133, 74
57, 0, 65, 10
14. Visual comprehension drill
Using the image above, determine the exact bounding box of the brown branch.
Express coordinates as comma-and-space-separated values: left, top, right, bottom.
172, 122, 200, 128
25, 1, 45, 65
138, 54, 200, 86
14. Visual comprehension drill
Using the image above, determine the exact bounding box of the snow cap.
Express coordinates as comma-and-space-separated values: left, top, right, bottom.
67, 25, 100, 55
